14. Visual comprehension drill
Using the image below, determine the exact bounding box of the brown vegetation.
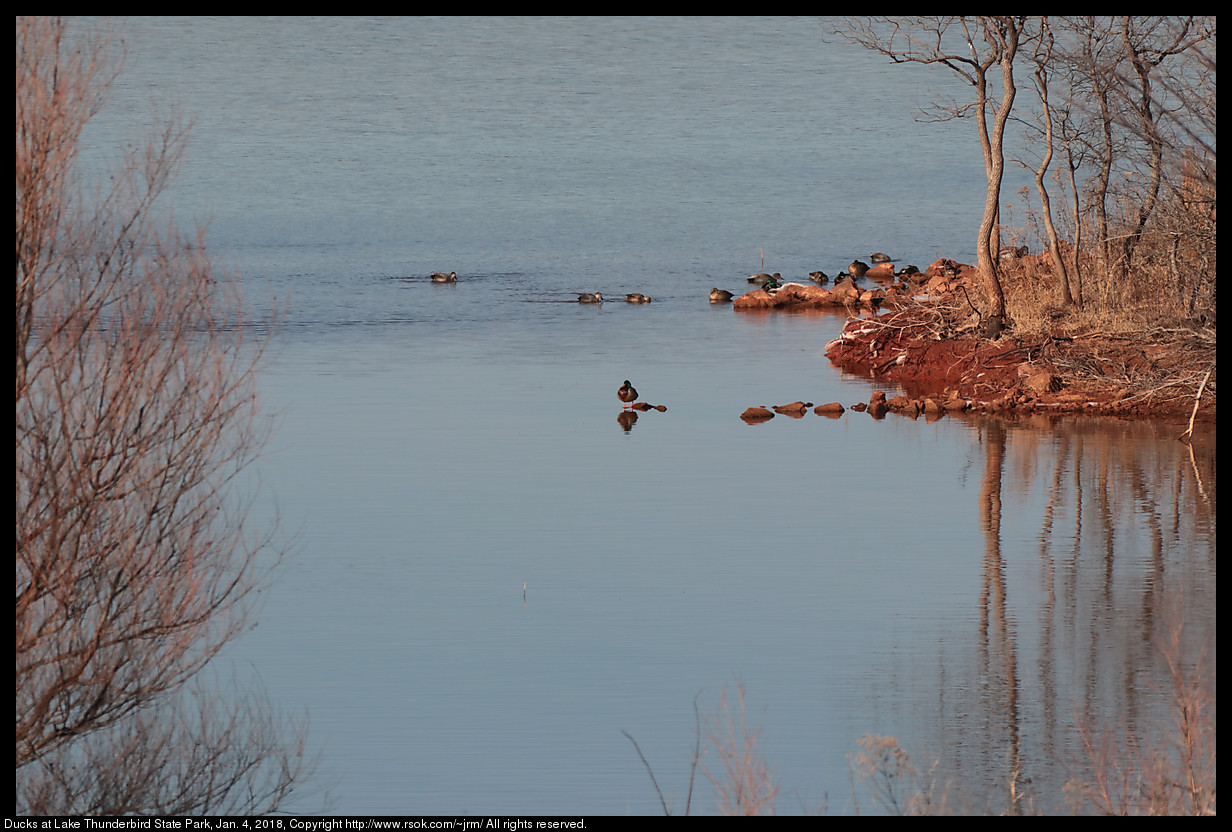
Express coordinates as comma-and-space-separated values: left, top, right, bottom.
16, 17, 306, 814
833, 16, 1215, 408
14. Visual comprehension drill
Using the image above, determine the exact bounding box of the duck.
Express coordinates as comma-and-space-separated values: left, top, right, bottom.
625, 293, 652, 304
748, 272, 781, 285
709, 288, 734, 303
430, 271, 457, 283
808, 270, 829, 285
848, 260, 869, 278
763, 275, 782, 293
617, 380, 638, 408
869, 253, 892, 264
577, 292, 604, 303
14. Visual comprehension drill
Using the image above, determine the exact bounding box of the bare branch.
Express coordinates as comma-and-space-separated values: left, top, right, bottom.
16, 16, 305, 814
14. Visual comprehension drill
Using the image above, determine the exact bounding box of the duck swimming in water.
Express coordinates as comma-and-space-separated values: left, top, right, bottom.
625, 293, 652, 303
869, 253, 892, 264
430, 271, 457, 283
617, 380, 638, 408
848, 261, 869, 278
748, 272, 781, 285
577, 292, 604, 303
710, 288, 734, 303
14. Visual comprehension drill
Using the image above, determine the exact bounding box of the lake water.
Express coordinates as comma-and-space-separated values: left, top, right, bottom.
85, 17, 1216, 815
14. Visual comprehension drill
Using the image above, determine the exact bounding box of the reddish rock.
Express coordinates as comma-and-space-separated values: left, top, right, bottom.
866, 262, 895, 280
731, 280, 890, 310
813, 402, 845, 416
886, 395, 918, 415
1019, 367, 1063, 395
772, 401, 812, 417
740, 406, 774, 422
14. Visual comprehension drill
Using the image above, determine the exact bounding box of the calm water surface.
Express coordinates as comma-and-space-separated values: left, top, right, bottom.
88, 17, 1216, 815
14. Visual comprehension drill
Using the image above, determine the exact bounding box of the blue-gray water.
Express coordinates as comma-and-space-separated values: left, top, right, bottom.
84, 17, 1215, 815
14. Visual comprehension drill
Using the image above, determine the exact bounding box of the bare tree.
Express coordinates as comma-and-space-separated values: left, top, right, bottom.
16, 17, 307, 814
1046, 17, 1215, 315
1115, 16, 1211, 276
1026, 18, 1076, 306
835, 16, 1034, 332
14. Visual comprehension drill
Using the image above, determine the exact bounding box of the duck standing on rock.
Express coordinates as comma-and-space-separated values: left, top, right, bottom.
617, 380, 638, 409
577, 292, 604, 303
430, 271, 457, 282
848, 260, 869, 278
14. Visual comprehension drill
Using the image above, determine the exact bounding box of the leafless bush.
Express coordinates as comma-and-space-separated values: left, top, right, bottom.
16, 17, 306, 814
705, 684, 780, 816
848, 734, 954, 815
1065, 607, 1216, 816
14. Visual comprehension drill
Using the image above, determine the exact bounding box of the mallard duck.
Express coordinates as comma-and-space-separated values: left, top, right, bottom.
808, 271, 829, 285
709, 288, 734, 303
848, 260, 869, 278
577, 292, 604, 303
625, 293, 652, 303
430, 271, 457, 283
763, 275, 782, 293
617, 380, 638, 408
748, 272, 781, 285
869, 253, 892, 264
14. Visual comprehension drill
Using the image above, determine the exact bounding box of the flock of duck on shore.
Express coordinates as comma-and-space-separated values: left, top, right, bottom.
426, 253, 925, 306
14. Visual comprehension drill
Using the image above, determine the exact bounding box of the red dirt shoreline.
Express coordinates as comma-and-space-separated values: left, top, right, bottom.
823, 305, 1216, 424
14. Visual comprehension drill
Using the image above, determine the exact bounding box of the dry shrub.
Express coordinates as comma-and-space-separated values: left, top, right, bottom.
1065, 609, 1216, 816
849, 734, 953, 815
706, 684, 780, 816
16, 17, 308, 814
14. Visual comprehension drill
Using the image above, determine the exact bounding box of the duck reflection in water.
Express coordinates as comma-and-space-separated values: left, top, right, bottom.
617, 410, 639, 432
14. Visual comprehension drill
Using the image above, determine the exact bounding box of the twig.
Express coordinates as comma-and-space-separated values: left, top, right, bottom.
685, 692, 702, 816
1178, 362, 1214, 443
622, 730, 670, 815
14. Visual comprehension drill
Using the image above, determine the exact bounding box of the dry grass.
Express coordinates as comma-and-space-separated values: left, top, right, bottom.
1000, 255, 1211, 341
1064, 609, 1216, 816
999, 177, 1216, 342
622, 684, 779, 816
